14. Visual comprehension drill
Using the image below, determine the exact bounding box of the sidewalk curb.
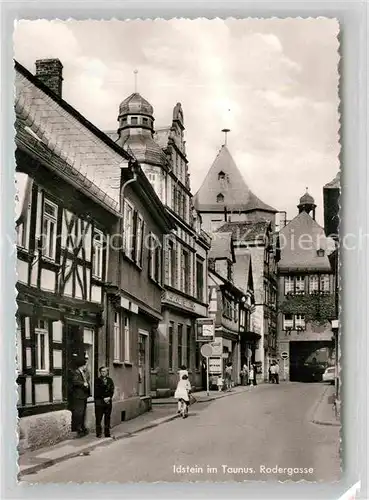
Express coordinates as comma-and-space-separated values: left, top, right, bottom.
310, 385, 340, 427
18, 413, 180, 478
152, 385, 267, 405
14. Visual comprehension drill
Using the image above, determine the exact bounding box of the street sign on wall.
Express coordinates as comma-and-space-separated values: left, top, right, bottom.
281, 351, 289, 360
196, 318, 215, 342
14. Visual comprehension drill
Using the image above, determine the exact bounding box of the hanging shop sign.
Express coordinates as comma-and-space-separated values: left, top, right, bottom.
196, 317, 215, 342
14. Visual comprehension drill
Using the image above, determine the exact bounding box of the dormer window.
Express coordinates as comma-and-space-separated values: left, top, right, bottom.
216, 193, 224, 203
317, 249, 325, 257
131, 117, 138, 125
218, 171, 226, 181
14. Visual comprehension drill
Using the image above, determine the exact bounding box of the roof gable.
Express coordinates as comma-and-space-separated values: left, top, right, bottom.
277, 211, 335, 272
194, 145, 277, 213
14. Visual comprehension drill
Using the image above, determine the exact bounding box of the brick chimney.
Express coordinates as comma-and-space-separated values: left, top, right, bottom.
35, 59, 63, 97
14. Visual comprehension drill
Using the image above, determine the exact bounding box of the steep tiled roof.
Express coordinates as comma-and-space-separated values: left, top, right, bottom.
217, 221, 270, 244
193, 145, 277, 213
209, 232, 233, 260
15, 67, 132, 213
277, 211, 335, 272
324, 172, 340, 189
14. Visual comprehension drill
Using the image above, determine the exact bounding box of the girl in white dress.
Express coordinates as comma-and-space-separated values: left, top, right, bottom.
174, 374, 191, 414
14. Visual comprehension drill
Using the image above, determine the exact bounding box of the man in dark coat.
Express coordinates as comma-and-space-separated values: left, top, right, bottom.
94, 366, 115, 438
69, 357, 91, 437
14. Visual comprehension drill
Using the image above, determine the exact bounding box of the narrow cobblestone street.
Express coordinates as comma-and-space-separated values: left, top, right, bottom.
23, 383, 340, 484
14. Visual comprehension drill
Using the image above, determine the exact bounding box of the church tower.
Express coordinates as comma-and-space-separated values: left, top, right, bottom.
194, 139, 277, 233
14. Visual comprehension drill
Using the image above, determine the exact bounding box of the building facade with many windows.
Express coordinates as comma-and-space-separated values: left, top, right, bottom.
215, 221, 277, 381
109, 95, 211, 396
276, 191, 336, 382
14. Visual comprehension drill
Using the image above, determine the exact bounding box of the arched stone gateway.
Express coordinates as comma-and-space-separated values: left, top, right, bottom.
289, 340, 334, 382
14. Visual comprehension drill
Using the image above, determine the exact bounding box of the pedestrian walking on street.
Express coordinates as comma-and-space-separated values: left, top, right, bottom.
268, 362, 273, 383
249, 364, 257, 387
274, 361, 280, 384
94, 366, 115, 438
177, 365, 189, 412
225, 362, 233, 391
175, 374, 191, 417
270, 363, 276, 383
69, 357, 91, 438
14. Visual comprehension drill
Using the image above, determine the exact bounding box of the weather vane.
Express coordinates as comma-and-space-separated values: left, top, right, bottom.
134, 69, 138, 93
221, 128, 231, 146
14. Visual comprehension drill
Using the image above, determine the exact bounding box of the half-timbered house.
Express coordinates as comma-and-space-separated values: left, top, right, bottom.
14, 59, 173, 451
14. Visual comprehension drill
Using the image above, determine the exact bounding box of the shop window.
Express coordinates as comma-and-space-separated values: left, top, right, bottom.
150, 329, 156, 370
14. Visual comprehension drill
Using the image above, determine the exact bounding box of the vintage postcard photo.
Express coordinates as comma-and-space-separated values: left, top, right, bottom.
14, 18, 340, 483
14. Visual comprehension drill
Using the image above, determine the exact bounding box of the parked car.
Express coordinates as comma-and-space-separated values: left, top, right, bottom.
322, 366, 336, 384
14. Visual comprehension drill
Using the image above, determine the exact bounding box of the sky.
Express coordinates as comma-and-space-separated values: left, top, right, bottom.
13, 19, 340, 224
